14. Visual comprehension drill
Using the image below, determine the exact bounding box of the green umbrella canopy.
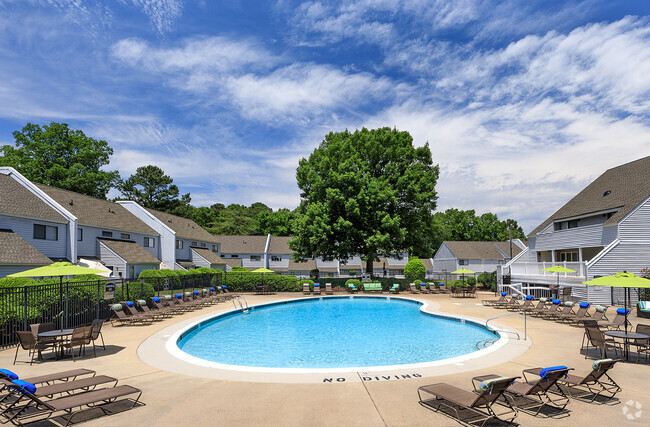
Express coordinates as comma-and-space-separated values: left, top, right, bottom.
251, 268, 274, 273
8, 262, 106, 278
451, 268, 475, 275
582, 271, 650, 288
542, 265, 576, 273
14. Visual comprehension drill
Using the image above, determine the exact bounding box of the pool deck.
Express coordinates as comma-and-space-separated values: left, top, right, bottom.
2, 291, 648, 426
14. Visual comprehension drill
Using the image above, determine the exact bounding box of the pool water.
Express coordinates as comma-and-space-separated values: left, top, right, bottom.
177, 297, 498, 369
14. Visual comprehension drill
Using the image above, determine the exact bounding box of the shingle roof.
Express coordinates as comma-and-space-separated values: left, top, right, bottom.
443, 241, 523, 260
98, 238, 160, 264
34, 184, 157, 235
372, 257, 389, 270
267, 236, 292, 254
529, 156, 650, 237
288, 259, 317, 270
0, 229, 53, 265
191, 247, 227, 265
0, 174, 66, 222
145, 208, 219, 243
420, 258, 434, 270
214, 235, 268, 253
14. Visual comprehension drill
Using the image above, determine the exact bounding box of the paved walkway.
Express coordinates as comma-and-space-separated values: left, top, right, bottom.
2, 291, 648, 426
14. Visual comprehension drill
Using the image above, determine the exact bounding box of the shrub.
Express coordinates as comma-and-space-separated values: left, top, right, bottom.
345, 279, 361, 288
477, 272, 496, 289
466, 276, 476, 286
0, 277, 37, 288
231, 266, 249, 272
348, 270, 357, 276
114, 281, 155, 302
222, 273, 300, 292
453, 279, 468, 287
404, 258, 426, 282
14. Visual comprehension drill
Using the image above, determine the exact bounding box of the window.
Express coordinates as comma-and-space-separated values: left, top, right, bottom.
554, 220, 579, 231
144, 237, 155, 248
200, 242, 206, 247
212, 244, 218, 252
33, 224, 58, 241
459, 260, 469, 265
271, 256, 281, 262
250, 255, 261, 261
192, 241, 197, 246
102, 231, 113, 238
77, 228, 83, 241
120, 233, 130, 239
560, 252, 578, 262
231, 254, 239, 258
176, 240, 183, 249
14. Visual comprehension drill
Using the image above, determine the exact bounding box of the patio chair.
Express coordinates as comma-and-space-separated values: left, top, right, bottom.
90, 319, 106, 351
409, 283, 419, 294
583, 324, 621, 359
325, 283, 333, 295
524, 359, 621, 403
13, 332, 54, 366
473, 367, 572, 416
451, 287, 462, 298
483, 292, 508, 307
1, 381, 142, 426
419, 283, 429, 294
628, 324, 650, 363
418, 376, 519, 426
467, 286, 477, 298
389, 284, 400, 294
597, 308, 631, 330
347, 284, 358, 293
61, 325, 95, 361
637, 301, 650, 319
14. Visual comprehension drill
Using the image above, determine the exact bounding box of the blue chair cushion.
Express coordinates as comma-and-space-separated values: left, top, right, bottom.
209, 287, 215, 291
152, 297, 161, 303
525, 295, 534, 300
0, 369, 18, 380
579, 302, 590, 308
125, 301, 134, 307
175, 293, 182, 299
193, 290, 199, 295
616, 308, 630, 315
11, 380, 36, 394
539, 366, 568, 379
222, 286, 228, 289
552, 299, 561, 304
501, 292, 507, 296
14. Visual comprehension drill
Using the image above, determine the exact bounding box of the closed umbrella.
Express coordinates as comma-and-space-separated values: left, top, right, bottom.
583, 271, 650, 334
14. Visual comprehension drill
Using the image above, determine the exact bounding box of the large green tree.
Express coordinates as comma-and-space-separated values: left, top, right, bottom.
257, 208, 295, 236
118, 165, 192, 216
0, 122, 120, 199
290, 127, 439, 273
431, 208, 526, 253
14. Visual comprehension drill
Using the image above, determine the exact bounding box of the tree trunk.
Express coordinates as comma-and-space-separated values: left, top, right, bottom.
365, 258, 373, 275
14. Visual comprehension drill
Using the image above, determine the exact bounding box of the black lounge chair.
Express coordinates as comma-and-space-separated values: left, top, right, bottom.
418, 376, 519, 426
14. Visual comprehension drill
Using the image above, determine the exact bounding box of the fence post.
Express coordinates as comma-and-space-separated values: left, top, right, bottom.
97, 280, 101, 320
140, 279, 144, 300
65, 281, 69, 329
23, 286, 28, 332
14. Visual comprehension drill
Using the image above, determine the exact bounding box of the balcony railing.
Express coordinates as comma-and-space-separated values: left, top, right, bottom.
508, 261, 587, 277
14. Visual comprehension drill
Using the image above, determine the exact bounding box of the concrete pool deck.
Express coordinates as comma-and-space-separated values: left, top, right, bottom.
2, 291, 648, 426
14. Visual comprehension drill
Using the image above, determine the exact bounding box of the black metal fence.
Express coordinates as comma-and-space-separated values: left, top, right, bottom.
0, 273, 222, 348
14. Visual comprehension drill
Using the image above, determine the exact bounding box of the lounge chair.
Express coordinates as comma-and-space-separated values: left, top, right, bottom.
110, 304, 148, 326
149, 297, 176, 317
0, 368, 95, 386
473, 367, 572, 416
135, 300, 165, 321
1, 380, 142, 426
507, 295, 534, 311
557, 302, 590, 324
409, 283, 419, 294
122, 301, 156, 321
427, 283, 439, 294
598, 308, 630, 330
313, 283, 321, 295
577, 305, 607, 325
438, 283, 451, 294
347, 284, 358, 293
637, 301, 650, 319
418, 376, 519, 426
389, 284, 399, 294
13, 331, 54, 365
483, 292, 507, 307
543, 301, 575, 320
529, 299, 562, 317
523, 359, 621, 403
494, 295, 521, 309
1, 374, 117, 406
521, 298, 548, 313
325, 283, 333, 295
419, 283, 429, 294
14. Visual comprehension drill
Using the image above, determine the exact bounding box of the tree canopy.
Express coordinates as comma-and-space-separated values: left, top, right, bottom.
0, 122, 120, 199
117, 165, 192, 215
431, 208, 526, 253
290, 127, 439, 272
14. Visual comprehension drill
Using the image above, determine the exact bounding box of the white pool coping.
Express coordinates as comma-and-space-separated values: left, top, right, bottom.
138, 295, 532, 384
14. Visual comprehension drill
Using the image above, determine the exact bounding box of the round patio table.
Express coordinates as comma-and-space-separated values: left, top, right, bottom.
38, 329, 74, 359
604, 330, 650, 361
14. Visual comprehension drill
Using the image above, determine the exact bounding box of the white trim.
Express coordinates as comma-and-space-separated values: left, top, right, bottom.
585, 238, 620, 269
115, 201, 176, 235
263, 233, 271, 269
618, 194, 650, 226
551, 207, 621, 223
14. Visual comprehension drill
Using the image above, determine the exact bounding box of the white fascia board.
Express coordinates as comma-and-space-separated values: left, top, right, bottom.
586, 238, 620, 268
115, 201, 175, 235
618, 195, 650, 226
190, 247, 209, 264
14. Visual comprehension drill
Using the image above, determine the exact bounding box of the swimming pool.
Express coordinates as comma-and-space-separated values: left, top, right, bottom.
175, 296, 500, 370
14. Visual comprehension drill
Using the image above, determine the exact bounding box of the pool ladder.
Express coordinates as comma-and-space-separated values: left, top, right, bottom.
233, 296, 249, 313
485, 311, 527, 340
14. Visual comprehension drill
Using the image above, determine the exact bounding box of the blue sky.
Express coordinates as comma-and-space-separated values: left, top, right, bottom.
1, 1, 649, 233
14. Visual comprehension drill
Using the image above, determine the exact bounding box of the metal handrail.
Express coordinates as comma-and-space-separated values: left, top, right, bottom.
232, 296, 249, 313
485, 311, 527, 341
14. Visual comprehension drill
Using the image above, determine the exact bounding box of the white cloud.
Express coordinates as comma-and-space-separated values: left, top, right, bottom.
129, 0, 183, 34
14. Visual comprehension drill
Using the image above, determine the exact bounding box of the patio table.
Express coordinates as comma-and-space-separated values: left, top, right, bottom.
604, 330, 650, 361
38, 328, 74, 359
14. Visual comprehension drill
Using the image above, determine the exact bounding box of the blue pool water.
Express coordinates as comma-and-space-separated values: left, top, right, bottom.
177, 297, 498, 369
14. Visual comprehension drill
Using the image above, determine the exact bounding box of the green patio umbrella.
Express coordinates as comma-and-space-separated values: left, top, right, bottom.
8, 262, 106, 278
542, 265, 576, 289
583, 271, 650, 333
451, 268, 475, 284
251, 268, 274, 273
